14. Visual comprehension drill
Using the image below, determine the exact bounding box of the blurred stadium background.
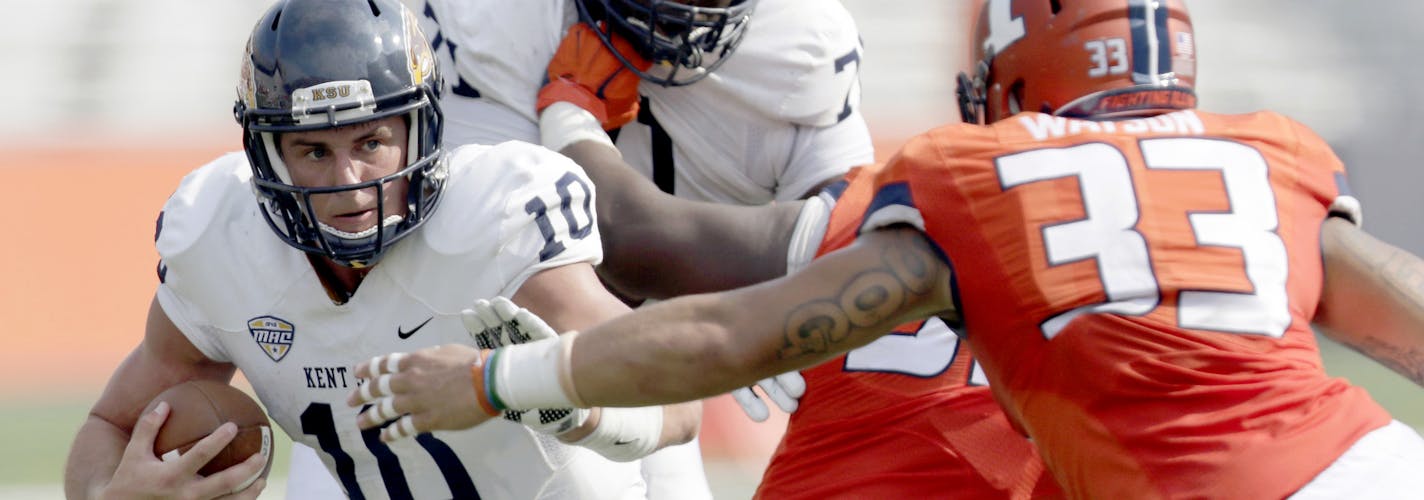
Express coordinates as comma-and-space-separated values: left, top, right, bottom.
5, 0, 1423, 498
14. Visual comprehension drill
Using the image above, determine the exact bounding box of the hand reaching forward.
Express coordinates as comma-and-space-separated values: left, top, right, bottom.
463, 297, 590, 436
348, 345, 493, 442
351, 297, 580, 442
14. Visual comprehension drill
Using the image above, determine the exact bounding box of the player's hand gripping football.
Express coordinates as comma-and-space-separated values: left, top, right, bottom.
101, 401, 268, 499
538, 22, 651, 130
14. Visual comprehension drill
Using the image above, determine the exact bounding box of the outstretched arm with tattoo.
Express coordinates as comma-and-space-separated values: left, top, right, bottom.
348, 226, 955, 437
560, 226, 955, 406
1316, 217, 1424, 386
350, 227, 952, 430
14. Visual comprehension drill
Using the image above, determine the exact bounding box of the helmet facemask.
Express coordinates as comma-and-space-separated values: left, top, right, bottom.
575, 0, 757, 87
234, 0, 445, 268
956, 52, 992, 125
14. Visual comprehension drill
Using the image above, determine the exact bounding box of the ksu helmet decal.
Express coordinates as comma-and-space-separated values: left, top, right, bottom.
248, 316, 296, 362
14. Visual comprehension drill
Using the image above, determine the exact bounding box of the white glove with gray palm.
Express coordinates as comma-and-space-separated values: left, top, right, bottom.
463, 297, 588, 435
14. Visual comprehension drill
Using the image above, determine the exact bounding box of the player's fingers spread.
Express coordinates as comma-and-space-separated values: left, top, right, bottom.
362, 352, 406, 379
358, 398, 401, 430
355, 353, 397, 379
356, 375, 381, 404
201, 450, 266, 498
474, 299, 504, 332
513, 308, 555, 341
462, 299, 494, 330
382, 352, 406, 375
730, 387, 770, 422
491, 296, 521, 321
126, 400, 169, 455
376, 397, 401, 422
353, 357, 373, 379
759, 378, 799, 414
461, 310, 495, 348
346, 382, 369, 408
775, 372, 807, 397
381, 414, 420, 443
179, 421, 238, 473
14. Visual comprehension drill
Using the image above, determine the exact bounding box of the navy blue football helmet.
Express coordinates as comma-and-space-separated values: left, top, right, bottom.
234, 0, 445, 268
575, 0, 757, 87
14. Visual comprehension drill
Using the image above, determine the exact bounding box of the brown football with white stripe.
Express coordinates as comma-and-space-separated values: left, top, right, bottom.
142, 380, 274, 481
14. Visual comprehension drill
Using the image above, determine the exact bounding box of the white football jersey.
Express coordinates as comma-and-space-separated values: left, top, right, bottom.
419, 0, 871, 203
614, 0, 874, 203
416, 0, 574, 145
154, 144, 647, 500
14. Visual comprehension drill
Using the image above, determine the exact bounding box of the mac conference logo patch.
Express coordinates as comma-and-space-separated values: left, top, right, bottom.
248, 316, 295, 362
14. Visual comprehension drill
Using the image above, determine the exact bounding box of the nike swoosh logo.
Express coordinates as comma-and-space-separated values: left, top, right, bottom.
614, 439, 634, 446
397, 317, 434, 339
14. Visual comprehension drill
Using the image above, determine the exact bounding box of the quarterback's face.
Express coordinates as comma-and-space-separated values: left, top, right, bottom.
279, 115, 411, 235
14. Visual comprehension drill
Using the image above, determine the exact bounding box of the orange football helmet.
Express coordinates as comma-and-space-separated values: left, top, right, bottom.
957, 0, 1197, 124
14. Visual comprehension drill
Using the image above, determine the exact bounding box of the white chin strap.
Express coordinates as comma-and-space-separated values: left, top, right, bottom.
318, 214, 405, 240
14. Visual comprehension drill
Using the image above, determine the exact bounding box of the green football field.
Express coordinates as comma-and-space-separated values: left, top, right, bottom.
6, 336, 1421, 497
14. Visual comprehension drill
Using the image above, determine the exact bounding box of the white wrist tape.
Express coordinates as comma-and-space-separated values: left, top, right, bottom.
540, 101, 615, 153
785, 191, 834, 274
572, 406, 664, 462
492, 336, 578, 410
1328, 195, 1363, 228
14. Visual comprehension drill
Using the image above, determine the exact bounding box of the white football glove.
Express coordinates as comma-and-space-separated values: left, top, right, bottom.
461, 297, 588, 435
730, 372, 806, 422
464, 297, 556, 348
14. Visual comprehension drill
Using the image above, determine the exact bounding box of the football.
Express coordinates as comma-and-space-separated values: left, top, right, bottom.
142, 380, 274, 482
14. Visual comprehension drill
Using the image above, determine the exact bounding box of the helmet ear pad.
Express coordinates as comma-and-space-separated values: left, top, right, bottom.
967, 0, 1197, 123
573, 0, 757, 87
234, 0, 446, 268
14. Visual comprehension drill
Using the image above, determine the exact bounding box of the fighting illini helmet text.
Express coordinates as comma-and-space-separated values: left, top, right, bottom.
957, 0, 1196, 125
574, 0, 757, 87
234, 0, 445, 268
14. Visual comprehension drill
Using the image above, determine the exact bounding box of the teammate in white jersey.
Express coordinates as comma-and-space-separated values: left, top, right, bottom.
580, 0, 872, 204
62, 1, 698, 499
415, 0, 875, 203
543, 2, 871, 494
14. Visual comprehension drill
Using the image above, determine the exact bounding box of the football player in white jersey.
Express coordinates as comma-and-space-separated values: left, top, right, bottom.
576, 0, 872, 205
282, 1, 865, 498
543, 2, 871, 495
61, 1, 699, 499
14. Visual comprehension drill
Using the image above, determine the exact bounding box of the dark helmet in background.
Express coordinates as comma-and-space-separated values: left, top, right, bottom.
234, 0, 445, 268
574, 0, 757, 87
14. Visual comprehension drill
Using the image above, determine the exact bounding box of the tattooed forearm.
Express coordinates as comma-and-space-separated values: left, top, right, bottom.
1321, 221, 1424, 386
778, 230, 945, 360
1345, 336, 1424, 388
1377, 247, 1424, 307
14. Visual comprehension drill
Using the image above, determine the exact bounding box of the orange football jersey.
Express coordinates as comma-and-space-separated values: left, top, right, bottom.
860, 110, 1390, 499
756, 166, 1054, 499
